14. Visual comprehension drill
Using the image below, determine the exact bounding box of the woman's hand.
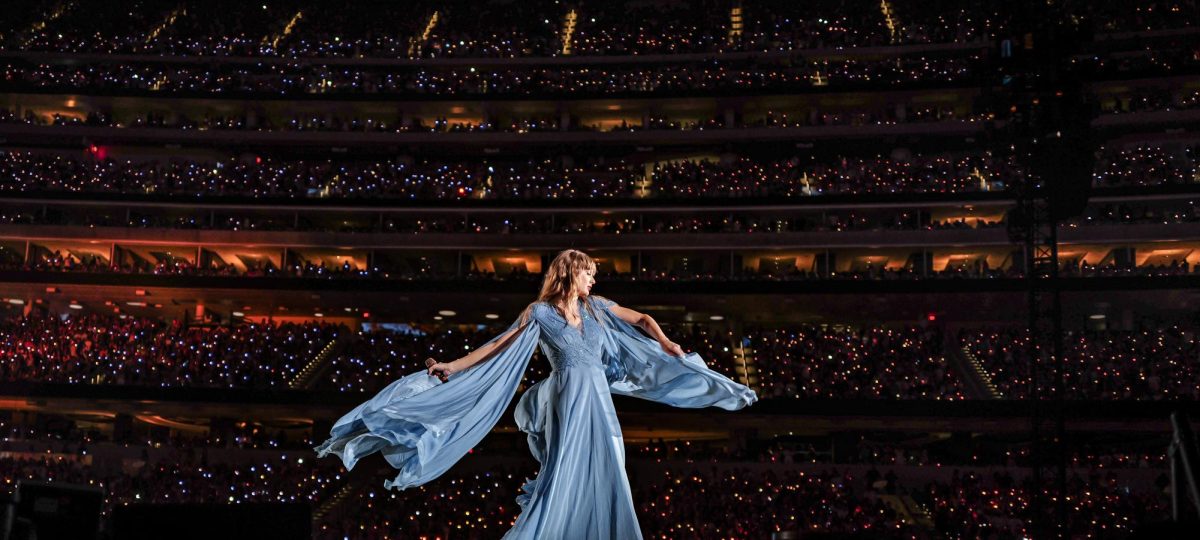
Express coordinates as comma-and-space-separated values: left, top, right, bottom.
660, 341, 685, 357
425, 358, 453, 382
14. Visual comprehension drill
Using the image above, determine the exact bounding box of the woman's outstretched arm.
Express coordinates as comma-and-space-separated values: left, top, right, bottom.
607, 302, 686, 357
426, 317, 531, 380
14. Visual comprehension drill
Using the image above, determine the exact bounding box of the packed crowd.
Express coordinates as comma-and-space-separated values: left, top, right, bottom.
5, 0, 1004, 59
320, 321, 964, 400
0, 53, 984, 97
0, 151, 1017, 200
269, 316, 1200, 401
1093, 144, 1200, 188
315, 462, 1167, 539
1, 102, 982, 134
920, 468, 1167, 538
10, 0, 1199, 60
0, 451, 346, 522
15, 193, 1200, 236
633, 467, 920, 539
737, 324, 963, 400
15, 189, 1200, 237
960, 323, 1200, 399
0, 310, 965, 400
1, 147, 1193, 202
0, 312, 340, 389
0, 441, 1166, 538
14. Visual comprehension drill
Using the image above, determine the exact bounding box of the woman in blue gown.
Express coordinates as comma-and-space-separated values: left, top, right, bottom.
314, 249, 757, 539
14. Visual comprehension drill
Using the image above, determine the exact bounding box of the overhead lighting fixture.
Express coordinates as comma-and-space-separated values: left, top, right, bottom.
710, 315, 724, 321
433, 316, 443, 321
485, 313, 499, 319
68, 303, 83, 310
7, 299, 24, 305
126, 301, 147, 307
314, 312, 324, 318
1089, 314, 1106, 320
232, 311, 245, 317
438, 310, 457, 316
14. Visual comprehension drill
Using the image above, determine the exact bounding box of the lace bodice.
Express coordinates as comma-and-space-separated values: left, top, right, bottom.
531, 299, 607, 371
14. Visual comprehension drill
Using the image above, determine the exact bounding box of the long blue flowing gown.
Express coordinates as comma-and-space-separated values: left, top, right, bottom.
314, 296, 757, 539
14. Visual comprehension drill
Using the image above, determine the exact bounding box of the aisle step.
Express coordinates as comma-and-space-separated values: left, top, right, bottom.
408, 11, 440, 58
727, 3, 744, 45
561, 9, 578, 55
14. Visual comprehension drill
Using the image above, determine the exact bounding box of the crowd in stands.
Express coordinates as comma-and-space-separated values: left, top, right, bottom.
315, 460, 1166, 539
13, 190, 1200, 237
14, 191, 1200, 236
0, 450, 345, 523
0, 146, 1192, 202
0, 53, 984, 97
633, 467, 919, 539
9, 0, 1199, 60
0, 311, 964, 400
0, 150, 1018, 200
6, 309, 1198, 401
1093, 144, 1200, 188
15, 105, 989, 133
921, 468, 1166, 538
0, 312, 339, 388
5, 0, 1005, 60
327, 322, 963, 400
960, 323, 1200, 399
0, 308, 963, 400
0, 103, 981, 134
0, 438, 1167, 539
737, 324, 963, 400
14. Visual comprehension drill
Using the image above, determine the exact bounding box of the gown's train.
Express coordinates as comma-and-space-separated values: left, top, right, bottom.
314, 296, 757, 539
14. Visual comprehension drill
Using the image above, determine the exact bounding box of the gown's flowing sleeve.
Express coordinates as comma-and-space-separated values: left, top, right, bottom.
313, 313, 540, 490
591, 296, 758, 411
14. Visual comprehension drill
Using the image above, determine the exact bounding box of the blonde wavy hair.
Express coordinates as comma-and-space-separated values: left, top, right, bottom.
519, 249, 606, 327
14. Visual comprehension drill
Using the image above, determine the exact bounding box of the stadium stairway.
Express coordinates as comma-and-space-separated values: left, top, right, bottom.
943, 328, 1001, 399
727, 4, 743, 45
560, 8, 578, 55
729, 324, 761, 393
879, 494, 935, 530
408, 10, 440, 58
311, 462, 385, 527
289, 334, 349, 390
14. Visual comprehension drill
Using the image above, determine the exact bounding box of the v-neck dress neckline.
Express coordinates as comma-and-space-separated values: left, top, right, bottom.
550, 298, 586, 334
